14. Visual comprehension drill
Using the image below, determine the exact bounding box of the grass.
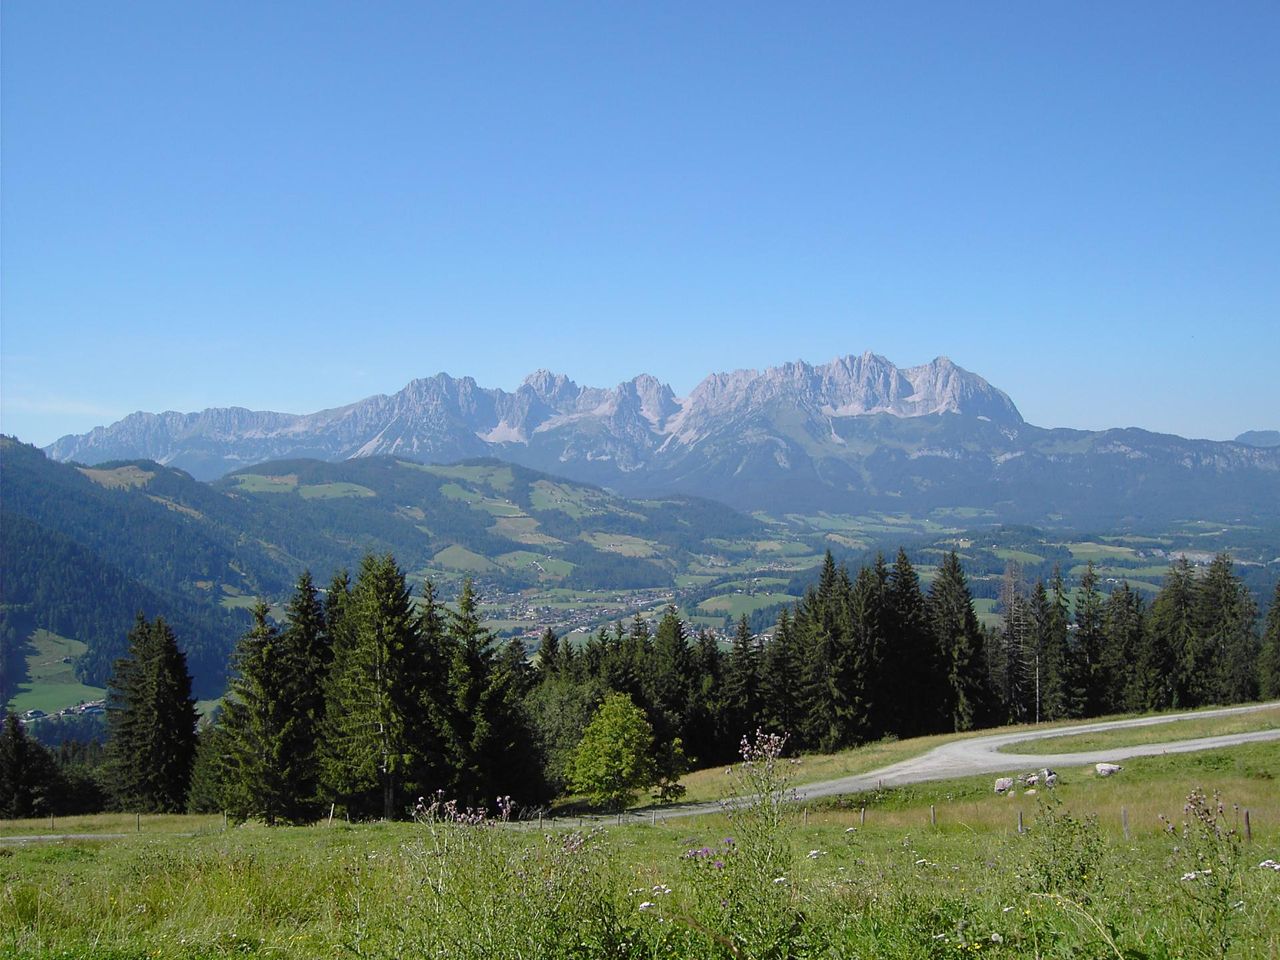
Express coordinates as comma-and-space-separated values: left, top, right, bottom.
297, 482, 376, 500
76, 465, 156, 489
992, 547, 1045, 564
229, 473, 298, 493
4, 631, 105, 716
1064, 541, 1138, 561
433, 544, 499, 572
697, 592, 798, 619
1000, 704, 1280, 755
5, 742, 1276, 959
581, 532, 659, 558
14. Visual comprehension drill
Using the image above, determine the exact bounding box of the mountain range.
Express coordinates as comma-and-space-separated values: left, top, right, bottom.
45, 352, 1280, 527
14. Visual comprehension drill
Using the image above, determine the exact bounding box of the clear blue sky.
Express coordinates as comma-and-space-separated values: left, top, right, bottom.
3, 2, 1277, 447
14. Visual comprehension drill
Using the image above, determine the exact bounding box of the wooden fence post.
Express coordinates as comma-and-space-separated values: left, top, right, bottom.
1244, 809, 1252, 843
1121, 807, 1130, 840
930, 805, 937, 827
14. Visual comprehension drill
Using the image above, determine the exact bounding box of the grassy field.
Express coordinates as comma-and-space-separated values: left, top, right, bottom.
697, 592, 798, 619
1000, 704, 1280, 755
4, 631, 105, 715
296, 482, 376, 500
5, 742, 1276, 959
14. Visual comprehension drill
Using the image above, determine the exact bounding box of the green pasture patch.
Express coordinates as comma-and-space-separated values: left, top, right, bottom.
495, 550, 545, 569
972, 597, 1001, 628
230, 473, 298, 493
491, 515, 561, 545
297, 482, 376, 500
698, 592, 799, 619
1065, 541, 1138, 561
439, 481, 481, 503
433, 544, 499, 573
76, 464, 156, 489
675, 574, 717, 588
418, 462, 515, 491
220, 594, 261, 611
992, 547, 1045, 564
1069, 563, 1171, 580
581, 532, 659, 558
5, 630, 105, 715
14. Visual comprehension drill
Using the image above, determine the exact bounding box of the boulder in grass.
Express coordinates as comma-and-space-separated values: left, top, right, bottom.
994, 777, 1015, 794
1095, 762, 1122, 777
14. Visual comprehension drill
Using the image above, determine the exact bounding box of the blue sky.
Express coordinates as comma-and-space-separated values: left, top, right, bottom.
3, 2, 1277, 447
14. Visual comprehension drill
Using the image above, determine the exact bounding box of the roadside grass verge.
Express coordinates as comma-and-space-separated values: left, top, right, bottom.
3, 741, 1278, 959
1000, 703, 1280, 755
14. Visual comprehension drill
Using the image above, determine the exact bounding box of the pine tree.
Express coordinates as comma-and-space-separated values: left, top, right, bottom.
722, 615, 761, 743
445, 578, 500, 804
928, 552, 988, 732
537, 627, 562, 675
1040, 567, 1072, 720
1099, 582, 1145, 713
759, 609, 800, 736
883, 549, 939, 736
320, 554, 426, 819
105, 615, 199, 812
1259, 582, 1280, 699
220, 602, 319, 824
1196, 553, 1260, 705
1145, 557, 1197, 709
1072, 562, 1105, 716
279, 571, 329, 814
0, 712, 61, 818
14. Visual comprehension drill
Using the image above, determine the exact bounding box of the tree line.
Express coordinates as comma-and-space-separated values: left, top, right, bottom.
5, 548, 1278, 821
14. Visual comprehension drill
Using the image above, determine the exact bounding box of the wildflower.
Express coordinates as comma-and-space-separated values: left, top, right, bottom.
651, 883, 672, 895
772, 876, 787, 884
845, 827, 857, 833
807, 849, 825, 859
1260, 859, 1280, 871
713, 860, 724, 870
638, 901, 655, 911
990, 933, 1003, 944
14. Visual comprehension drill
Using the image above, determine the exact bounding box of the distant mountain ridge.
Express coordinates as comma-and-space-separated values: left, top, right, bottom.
46, 352, 1019, 476
43, 351, 1280, 526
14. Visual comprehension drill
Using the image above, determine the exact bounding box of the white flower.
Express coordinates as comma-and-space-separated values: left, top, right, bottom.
991, 933, 1003, 944
772, 876, 788, 884
639, 902, 655, 911
845, 827, 857, 833
807, 849, 825, 859
915, 858, 928, 866
651, 883, 671, 895
1181, 872, 1198, 881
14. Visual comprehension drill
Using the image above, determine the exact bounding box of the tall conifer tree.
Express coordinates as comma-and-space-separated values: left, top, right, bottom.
928, 552, 988, 732
105, 615, 198, 812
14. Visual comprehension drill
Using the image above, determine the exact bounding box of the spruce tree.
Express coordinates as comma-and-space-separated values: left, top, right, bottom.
883, 549, 939, 736
759, 609, 800, 736
1197, 553, 1260, 704
1072, 562, 1105, 716
220, 602, 317, 824
1147, 557, 1199, 708
722, 615, 761, 743
928, 552, 988, 732
1259, 582, 1280, 699
320, 554, 425, 819
1099, 582, 1145, 713
105, 615, 199, 812
445, 578, 498, 804
0, 711, 61, 818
